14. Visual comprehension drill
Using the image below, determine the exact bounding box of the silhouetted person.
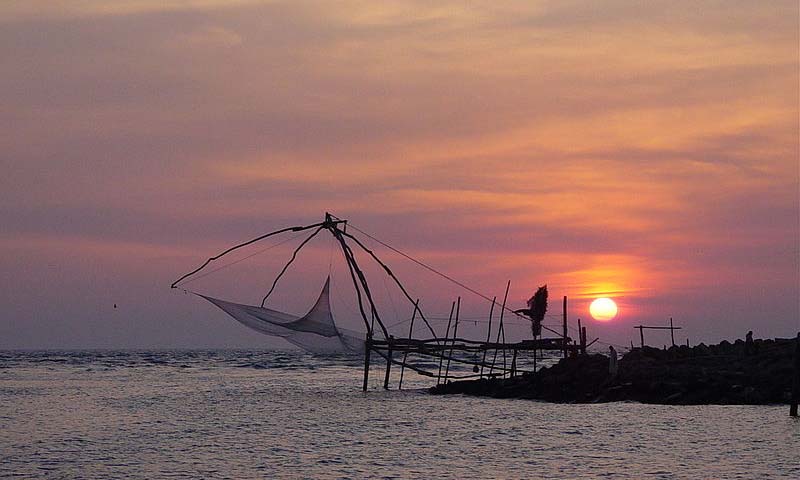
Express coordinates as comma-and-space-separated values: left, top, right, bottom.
608, 346, 618, 377
745, 330, 754, 356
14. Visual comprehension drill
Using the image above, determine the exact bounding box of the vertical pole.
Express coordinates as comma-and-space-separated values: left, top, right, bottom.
670, 318, 675, 347
480, 296, 496, 379
511, 349, 517, 377
490, 282, 511, 378
791, 332, 799, 417
437, 301, 456, 385
362, 333, 372, 392
639, 326, 645, 348
444, 297, 461, 383
577, 318, 583, 354
398, 300, 419, 390
562, 296, 568, 358
500, 281, 510, 376
581, 326, 587, 355
500, 317, 507, 376
383, 335, 393, 390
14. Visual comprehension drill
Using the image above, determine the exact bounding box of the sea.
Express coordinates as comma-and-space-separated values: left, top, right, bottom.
1, 350, 798, 479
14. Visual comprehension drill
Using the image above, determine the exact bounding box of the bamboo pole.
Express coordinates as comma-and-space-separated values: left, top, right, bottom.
437, 301, 456, 385
562, 296, 568, 358
791, 332, 799, 417
480, 296, 497, 380
362, 333, 372, 392
581, 326, 587, 354
496, 281, 511, 377
383, 335, 394, 390
398, 300, 419, 390
444, 297, 461, 383
511, 349, 517, 377
490, 282, 511, 377
670, 317, 675, 346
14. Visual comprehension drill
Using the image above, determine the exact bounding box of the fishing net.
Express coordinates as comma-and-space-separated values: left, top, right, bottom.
199, 277, 367, 354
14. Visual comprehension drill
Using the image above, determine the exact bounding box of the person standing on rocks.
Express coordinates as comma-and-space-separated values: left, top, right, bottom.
745, 331, 754, 356
609, 346, 619, 377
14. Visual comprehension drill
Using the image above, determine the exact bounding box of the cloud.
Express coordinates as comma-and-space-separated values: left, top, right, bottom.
0, 0, 796, 347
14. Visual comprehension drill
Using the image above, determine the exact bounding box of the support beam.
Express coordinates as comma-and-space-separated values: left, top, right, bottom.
437, 301, 456, 385
479, 296, 496, 380
670, 317, 675, 346
444, 297, 461, 383
791, 332, 799, 417
562, 296, 568, 358
363, 333, 372, 392
398, 300, 419, 390
383, 336, 393, 390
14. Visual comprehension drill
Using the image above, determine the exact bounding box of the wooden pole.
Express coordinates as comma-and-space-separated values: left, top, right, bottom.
791, 332, 799, 417
490, 281, 511, 378
581, 326, 587, 355
562, 295, 568, 358
437, 301, 456, 385
362, 333, 372, 391
383, 335, 394, 390
444, 297, 461, 383
639, 326, 645, 348
511, 349, 517, 377
398, 300, 419, 390
670, 317, 675, 347
480, 296, 496, 379
500, 281, 510, 376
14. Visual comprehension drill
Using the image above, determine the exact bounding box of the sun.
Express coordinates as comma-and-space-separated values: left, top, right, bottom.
589, 297, 618, 321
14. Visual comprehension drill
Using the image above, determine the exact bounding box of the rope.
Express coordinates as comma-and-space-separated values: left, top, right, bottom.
348, 223, 562, 337
174, 231, 307, 287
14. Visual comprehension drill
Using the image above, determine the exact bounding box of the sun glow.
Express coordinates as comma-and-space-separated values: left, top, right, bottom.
589, 298, 618, 321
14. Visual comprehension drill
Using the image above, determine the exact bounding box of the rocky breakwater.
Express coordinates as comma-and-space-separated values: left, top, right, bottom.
430, 337, 798, 405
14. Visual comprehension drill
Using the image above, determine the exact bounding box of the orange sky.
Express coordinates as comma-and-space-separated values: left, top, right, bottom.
1, 1, 797, 348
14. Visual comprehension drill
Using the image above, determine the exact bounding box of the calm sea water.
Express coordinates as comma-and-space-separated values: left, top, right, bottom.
1, 350, 798, 479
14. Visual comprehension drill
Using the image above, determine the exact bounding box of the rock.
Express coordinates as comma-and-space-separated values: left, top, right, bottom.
430, 337, 797, 405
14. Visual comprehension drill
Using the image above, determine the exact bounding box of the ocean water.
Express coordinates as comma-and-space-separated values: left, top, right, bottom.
1, 350, 798, 479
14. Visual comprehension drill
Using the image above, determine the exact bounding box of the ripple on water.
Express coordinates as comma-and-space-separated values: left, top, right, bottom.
1, 350, 799, 479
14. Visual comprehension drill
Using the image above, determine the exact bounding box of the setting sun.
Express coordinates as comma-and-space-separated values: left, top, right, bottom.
589, 298, 618, 321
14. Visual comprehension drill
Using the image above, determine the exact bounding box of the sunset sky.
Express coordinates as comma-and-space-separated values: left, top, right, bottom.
1, 1, 798, 349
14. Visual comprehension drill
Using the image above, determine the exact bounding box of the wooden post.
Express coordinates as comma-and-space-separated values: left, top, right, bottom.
511, 349, 517, 377
791, 332, 799, 417
490, 281, 510, 378
581, 326, 587, 355
500, 281, 510, 376
480, 296, 496, 379
398, 300, 419, 390
437, 301, 456, 385
362, 333, 372, 391
670, 317, 676, 347
638, 325, 645, 348
383, 335, 394, 390
444, 297, 461, 383
562, 296, 568, 358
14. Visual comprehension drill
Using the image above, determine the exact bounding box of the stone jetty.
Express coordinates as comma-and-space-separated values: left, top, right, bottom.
430, 337, 797, 405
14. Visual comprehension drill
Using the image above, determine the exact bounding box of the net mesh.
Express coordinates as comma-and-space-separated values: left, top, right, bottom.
198, 277, 366, 354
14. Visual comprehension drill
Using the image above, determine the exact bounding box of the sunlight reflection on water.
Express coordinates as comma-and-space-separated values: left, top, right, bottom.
1, 350, 799, 479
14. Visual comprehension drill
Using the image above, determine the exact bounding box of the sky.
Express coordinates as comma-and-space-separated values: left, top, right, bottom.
1, 0, 798, 349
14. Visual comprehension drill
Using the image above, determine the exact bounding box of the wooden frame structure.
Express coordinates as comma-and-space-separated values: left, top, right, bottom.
173, 213, 591, 391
